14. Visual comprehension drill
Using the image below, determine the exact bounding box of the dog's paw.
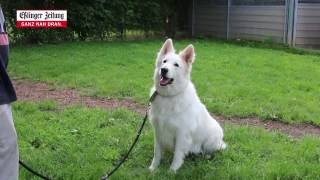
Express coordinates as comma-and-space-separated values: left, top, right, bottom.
148, 165, 157, 172
170, 159, 183, 173
169, 167, 178, 174
205, 154, 213, 160
169, 164, 181, 173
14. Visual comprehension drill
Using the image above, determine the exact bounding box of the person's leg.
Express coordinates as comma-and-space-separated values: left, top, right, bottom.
0, 104, 19, 180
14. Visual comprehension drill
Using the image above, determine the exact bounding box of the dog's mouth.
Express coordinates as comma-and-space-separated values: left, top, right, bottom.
160, 75, 174, 86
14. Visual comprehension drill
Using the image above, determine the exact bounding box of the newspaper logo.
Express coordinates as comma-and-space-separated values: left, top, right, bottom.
16, 10, 67, 28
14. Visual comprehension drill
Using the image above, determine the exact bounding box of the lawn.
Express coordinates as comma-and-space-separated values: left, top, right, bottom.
15, 101, 320, 180
9, 40, 320, 125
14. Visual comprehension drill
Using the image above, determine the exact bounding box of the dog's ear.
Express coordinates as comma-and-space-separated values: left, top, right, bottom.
156, 39, 174, 67
159, 38, 174, 57
180, 44, 195, 64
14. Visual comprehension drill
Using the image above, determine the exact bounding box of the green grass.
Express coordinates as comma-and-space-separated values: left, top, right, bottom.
15, 101, 320, 180
9, 40, 320, 124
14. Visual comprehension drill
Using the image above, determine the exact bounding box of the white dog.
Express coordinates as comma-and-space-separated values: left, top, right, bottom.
148, 39, 226, 172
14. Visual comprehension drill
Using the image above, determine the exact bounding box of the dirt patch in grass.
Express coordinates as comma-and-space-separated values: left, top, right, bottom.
214, 116, 320, 138
13, 80, 320, 138
13, 80, 147, 114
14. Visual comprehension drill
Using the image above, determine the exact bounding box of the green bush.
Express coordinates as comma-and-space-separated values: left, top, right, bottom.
1, 0, 178, 43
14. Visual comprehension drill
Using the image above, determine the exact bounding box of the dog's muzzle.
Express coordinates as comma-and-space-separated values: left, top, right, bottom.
160, 68, 173, 86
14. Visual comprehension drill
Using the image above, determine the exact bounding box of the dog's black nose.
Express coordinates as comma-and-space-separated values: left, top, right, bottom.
161, 68, 168, 75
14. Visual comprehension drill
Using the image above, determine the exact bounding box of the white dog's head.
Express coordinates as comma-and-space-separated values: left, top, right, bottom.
153, 39, 195, 96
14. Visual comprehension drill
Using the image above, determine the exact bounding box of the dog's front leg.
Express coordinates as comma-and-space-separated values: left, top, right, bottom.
170, 132, 191, 172
149, 131, 162, 171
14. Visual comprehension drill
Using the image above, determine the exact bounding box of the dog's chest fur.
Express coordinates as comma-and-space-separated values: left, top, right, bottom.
149, 85, 198, 150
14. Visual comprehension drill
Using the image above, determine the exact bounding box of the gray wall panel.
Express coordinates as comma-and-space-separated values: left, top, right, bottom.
295, 4, 320, 48
194, 0, 227, 38
229, 6, 285, 42
192, 0, 320, 49
230, 22, 284, 31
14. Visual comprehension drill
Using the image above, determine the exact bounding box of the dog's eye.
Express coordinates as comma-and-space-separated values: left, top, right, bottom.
163, 60, 167, 63
174, 63, 179, 67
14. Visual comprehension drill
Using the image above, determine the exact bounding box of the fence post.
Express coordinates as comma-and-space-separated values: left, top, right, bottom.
284, 0, 288, 44
287, 0, 293, 46
292, 0, 298, 47
191, 0, 195, 37
286, 0, 298, 47
226, 0, 231, 39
